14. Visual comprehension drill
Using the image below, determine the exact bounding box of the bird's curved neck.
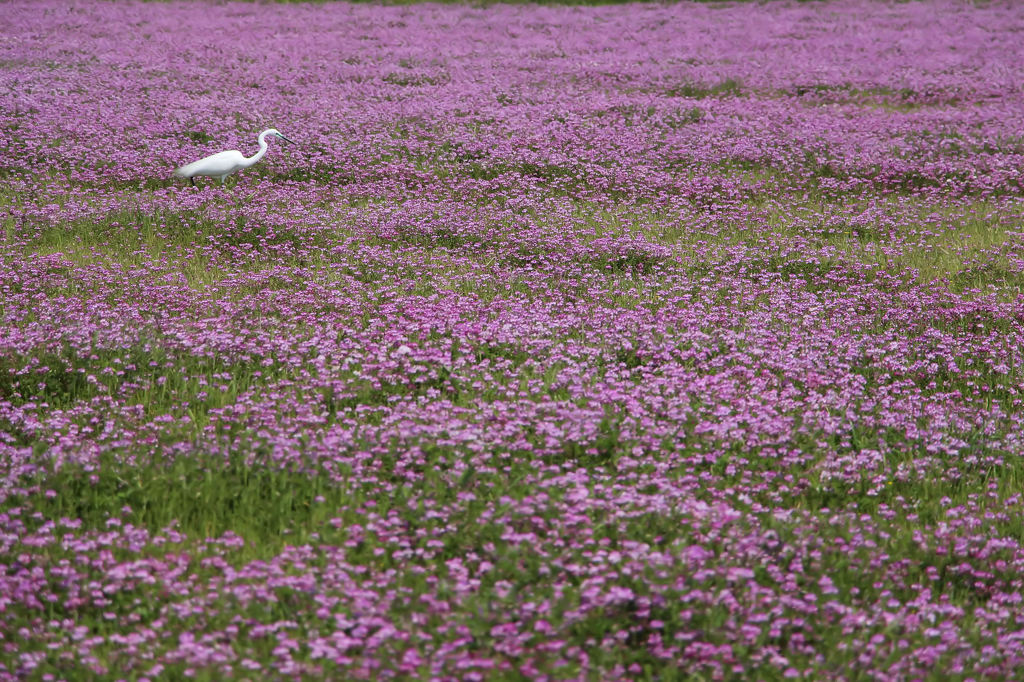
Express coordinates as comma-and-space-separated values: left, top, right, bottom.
242, 131, 272, 167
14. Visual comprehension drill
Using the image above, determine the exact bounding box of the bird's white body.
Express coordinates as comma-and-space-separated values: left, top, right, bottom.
174, 150, 250, 182
174, 128, 293, 185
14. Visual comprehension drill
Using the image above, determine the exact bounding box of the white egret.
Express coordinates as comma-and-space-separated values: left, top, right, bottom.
174, 128, 295, 186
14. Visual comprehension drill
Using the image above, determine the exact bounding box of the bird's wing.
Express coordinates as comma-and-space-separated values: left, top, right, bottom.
175, 150, 243, 177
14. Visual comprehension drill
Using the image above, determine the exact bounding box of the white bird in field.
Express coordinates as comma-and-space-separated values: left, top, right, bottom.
174, 128, 295, 186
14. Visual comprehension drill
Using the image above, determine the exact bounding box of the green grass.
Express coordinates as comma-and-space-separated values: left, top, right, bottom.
663, 77, 744, 99
14, 451, 349, 560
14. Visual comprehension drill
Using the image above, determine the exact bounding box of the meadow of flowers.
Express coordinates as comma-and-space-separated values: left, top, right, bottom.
3, 0, 1024, 678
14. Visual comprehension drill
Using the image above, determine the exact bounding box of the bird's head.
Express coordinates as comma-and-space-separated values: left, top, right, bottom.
266, 128, 295, 144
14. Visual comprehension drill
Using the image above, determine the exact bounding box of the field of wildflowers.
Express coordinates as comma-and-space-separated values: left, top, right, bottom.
3, 0, 1024, 678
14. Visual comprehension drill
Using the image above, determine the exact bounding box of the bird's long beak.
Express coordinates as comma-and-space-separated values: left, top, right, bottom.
278, 133, 296, 144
